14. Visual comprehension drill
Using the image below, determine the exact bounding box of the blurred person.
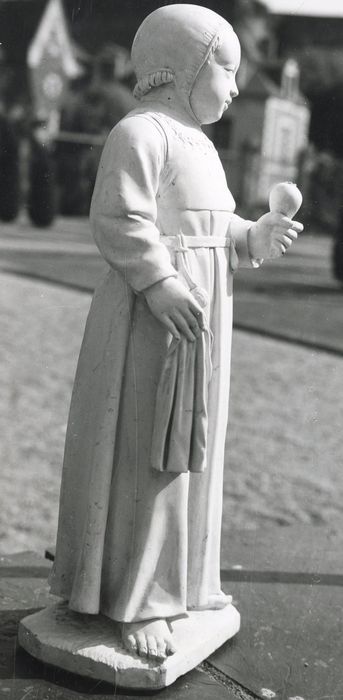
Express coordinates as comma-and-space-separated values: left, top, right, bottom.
27, 115, 57, 227
57, 44, 135, 215
0, 107, 20, 222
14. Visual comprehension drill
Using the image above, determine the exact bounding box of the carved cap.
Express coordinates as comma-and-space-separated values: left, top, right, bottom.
131, 4, 234, 102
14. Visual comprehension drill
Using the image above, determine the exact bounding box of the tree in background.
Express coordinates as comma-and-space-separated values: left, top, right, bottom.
63, 0, 268, 58
296, 47, 343, 156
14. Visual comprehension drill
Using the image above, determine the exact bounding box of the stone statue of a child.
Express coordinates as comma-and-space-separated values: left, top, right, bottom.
49, 4, 303, 662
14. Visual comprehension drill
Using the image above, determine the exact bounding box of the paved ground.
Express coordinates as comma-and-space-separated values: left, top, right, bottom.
1, 216, 342, 699
0, 214, 342, 354
2, 528, 343, 700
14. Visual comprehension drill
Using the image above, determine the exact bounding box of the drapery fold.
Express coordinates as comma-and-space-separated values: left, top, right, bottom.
151, 328, 213, 473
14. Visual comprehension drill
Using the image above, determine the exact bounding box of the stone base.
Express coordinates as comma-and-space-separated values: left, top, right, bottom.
18, 602, 240, 690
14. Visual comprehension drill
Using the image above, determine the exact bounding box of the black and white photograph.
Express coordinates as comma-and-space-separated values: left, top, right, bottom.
0, 1, 342, 698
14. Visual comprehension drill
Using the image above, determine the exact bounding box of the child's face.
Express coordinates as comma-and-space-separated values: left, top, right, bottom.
190, 27, 241, 125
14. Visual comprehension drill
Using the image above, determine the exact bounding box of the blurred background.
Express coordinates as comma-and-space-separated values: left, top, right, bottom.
0, 0, 343, 554
1, 0, 343, 234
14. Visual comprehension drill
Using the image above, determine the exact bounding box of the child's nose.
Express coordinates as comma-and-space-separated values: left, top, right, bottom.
231, 81, 239, 98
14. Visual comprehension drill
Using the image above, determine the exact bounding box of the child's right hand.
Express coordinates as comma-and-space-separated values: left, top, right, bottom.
144, 277, 205, 341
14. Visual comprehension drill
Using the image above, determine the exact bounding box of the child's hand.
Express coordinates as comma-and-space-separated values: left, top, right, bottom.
249, 212, 303, 260
144, 277, 205, 341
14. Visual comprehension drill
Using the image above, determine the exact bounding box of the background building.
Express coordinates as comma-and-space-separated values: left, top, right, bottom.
1, 0, 342, 219
213, 59, 309, 211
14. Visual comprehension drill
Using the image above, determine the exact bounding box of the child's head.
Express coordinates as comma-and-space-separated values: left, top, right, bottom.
131, 4, 241, 125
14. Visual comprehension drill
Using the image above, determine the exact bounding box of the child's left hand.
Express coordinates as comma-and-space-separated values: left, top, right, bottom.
248, 212, 303, 261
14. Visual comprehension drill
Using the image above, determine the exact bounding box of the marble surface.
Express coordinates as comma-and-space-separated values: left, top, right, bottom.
18, 602, 240, 689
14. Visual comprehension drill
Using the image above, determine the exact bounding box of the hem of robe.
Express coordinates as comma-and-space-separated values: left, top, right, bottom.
49, 584, 229, 623
63, 600, 232, 623
66, 599, 188, 623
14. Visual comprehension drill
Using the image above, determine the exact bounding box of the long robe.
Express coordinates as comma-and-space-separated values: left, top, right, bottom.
49, 103, 253, 622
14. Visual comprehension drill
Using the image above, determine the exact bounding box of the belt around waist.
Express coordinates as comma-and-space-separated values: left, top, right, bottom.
161, 234, 233, 249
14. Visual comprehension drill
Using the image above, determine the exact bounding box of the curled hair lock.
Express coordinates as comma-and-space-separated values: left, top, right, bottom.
133, 69, 175, 100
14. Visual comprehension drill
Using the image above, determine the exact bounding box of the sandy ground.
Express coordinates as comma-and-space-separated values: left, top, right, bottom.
1, 273, 342, 555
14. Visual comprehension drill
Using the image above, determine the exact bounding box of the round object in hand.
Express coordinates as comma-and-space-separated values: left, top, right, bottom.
269, 182, 303, 218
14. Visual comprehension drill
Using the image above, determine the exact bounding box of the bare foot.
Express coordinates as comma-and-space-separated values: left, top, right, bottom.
121, 618, 177, 661
190, 593, 232, 610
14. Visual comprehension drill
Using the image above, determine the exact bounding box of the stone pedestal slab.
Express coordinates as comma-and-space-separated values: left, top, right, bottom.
18, 602, 240, 690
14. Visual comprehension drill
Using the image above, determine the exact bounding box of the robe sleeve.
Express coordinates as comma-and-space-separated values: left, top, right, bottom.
228, 213, 261, 268
90, 115, 178, 291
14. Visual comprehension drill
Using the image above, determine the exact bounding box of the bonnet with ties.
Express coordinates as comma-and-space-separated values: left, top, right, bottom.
131, 4, 235, 118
